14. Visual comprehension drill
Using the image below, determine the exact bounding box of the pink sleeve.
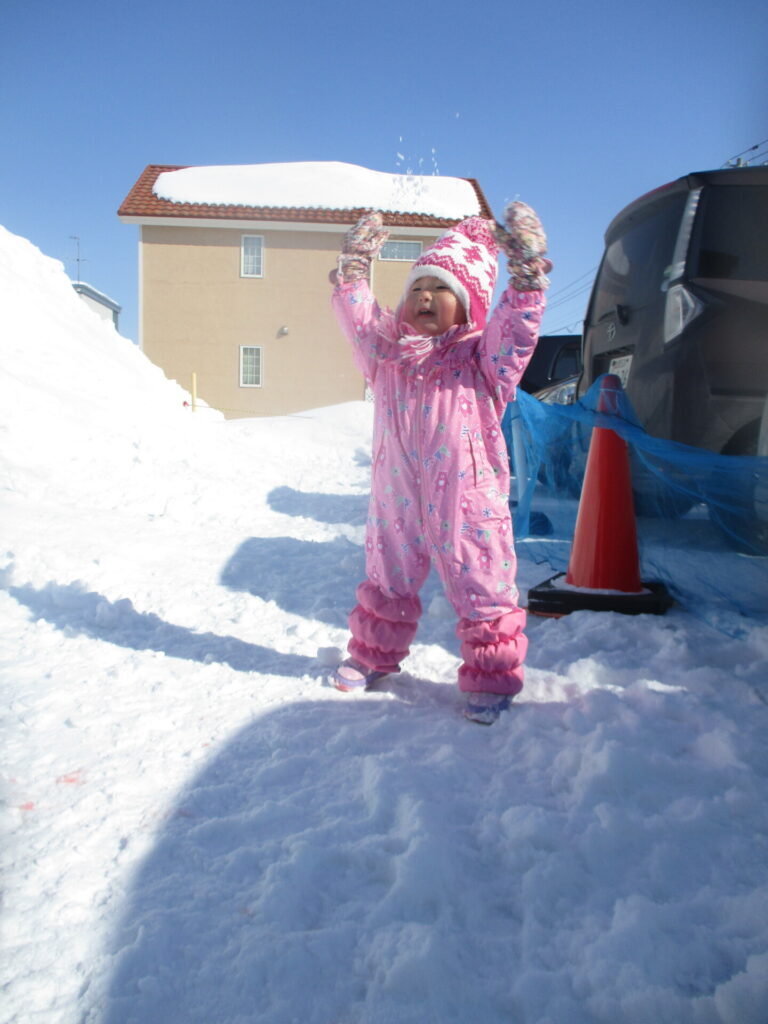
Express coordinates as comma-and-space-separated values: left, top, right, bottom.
331, 279, 385, 382
477, 286, 547, 404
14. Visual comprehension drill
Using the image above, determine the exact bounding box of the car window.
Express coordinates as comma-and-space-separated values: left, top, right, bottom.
551, 343, 581, 379
590, 192, 688, 323
692, 185, 768, 281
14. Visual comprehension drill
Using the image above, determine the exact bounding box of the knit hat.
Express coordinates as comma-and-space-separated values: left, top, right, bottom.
401, 216, 499, 328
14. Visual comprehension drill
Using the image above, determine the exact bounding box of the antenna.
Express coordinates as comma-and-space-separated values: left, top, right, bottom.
69, 235, 87, 283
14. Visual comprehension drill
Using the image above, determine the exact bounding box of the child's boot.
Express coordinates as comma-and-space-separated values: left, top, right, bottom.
456, 610, 525, 723
331, 658, 388, 692
463, 692, 512, 725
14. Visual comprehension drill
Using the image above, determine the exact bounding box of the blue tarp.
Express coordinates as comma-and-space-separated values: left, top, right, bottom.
502, 377, 768, 631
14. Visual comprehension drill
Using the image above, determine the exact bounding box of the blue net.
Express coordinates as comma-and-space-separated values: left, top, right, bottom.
502, 376, 768, 633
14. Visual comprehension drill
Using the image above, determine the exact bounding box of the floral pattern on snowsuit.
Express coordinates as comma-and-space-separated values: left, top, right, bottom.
332, 279, 545, 694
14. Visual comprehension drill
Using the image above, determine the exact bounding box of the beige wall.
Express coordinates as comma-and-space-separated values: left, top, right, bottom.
140, 224, 439, 418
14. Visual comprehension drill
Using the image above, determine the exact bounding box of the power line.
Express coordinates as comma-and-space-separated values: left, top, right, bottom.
545, 281, 594, 314
541, 318, 584, 336
546, 265, 598, 302
722, 137, 768, 167
543, 266, 598, 316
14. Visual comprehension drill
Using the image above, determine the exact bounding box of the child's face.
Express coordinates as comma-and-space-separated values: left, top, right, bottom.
402, 276, 466, 336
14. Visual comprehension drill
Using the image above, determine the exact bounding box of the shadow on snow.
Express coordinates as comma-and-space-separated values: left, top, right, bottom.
220, 534, 361, 629
267, 485, 369, 526
219, 533, 454, 653
9, 581, 316, 677
82, 693, 547, 1024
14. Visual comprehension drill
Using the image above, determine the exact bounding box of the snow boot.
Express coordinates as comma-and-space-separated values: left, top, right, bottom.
463, 692, 512, 725
331, 659, 389, 693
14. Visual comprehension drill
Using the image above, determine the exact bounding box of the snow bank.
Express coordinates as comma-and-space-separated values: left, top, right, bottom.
1, 222, 767, 1024
154, 161, 482, 218
0, 225, 220, 512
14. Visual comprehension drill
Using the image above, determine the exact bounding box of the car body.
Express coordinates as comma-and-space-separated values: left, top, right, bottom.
577, 166, 768, 456
520, 334, 581, 394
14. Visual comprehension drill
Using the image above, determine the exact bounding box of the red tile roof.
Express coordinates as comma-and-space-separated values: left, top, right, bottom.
118, 164, 493, 227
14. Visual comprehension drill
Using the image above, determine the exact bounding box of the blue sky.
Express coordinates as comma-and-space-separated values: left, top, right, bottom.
2, 0, 765, 343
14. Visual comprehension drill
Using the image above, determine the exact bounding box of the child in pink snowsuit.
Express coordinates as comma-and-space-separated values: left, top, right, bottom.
330, 203, 551, 723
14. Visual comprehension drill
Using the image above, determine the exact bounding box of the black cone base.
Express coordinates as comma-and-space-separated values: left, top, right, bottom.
527, 573, 674, 617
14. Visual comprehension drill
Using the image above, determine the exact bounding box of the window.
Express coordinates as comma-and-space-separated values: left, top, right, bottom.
379, 240, 422, 261
240, 346, 263, 387
590, 192, 688, 324
241, 235, 264, 277
693, 185, 768, 281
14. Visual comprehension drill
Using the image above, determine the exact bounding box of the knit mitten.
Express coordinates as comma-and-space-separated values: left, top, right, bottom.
337, 211, 390, 283
494, 201, 552, 291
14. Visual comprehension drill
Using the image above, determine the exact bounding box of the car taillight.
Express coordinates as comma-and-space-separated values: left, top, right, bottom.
662, 188, 704, 345
539, 379, 578, 405
663, 282, 704, 344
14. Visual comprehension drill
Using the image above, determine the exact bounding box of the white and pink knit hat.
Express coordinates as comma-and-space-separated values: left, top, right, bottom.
401, 216, 499, 328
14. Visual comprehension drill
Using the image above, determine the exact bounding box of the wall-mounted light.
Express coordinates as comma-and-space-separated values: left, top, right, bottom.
277, 325, 289, 337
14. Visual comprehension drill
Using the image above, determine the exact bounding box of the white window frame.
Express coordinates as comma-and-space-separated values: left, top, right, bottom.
379, 239, 423, 262
240, 345, 263, 388
241, 235, 265, 278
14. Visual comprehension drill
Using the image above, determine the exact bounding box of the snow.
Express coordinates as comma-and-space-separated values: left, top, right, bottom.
73, 280, 121, 310
2, 221, 768, 1024
153, 161, 482, 218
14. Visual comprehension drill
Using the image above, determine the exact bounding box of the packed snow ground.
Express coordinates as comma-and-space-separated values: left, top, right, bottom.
2, 224, 767, 1024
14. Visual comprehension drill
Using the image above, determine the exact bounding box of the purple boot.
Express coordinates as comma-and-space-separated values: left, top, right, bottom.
331, 659, 389, 692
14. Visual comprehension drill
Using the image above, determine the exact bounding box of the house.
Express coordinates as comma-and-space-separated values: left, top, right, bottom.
72, 281, 121, 330
118, 162, 492, 418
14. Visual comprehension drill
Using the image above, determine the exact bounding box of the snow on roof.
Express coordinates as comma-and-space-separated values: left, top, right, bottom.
153, 162, 482, 220
72, 281, 121, 312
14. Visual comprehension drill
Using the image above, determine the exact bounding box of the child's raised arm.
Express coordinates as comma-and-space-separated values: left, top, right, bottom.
330, 211, 391, 382
479, 201, 552, 404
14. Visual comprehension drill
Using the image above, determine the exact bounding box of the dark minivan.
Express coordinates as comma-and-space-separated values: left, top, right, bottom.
520, 334, 582, 394
578, 166, 768, 456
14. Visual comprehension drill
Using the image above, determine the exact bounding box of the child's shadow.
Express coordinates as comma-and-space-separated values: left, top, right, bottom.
267, 485, 368, 526
220, 535, 362, 629
219, 534, 453, 648
222, 486, 456, 653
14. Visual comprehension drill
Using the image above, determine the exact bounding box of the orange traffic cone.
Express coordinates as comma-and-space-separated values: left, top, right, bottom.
527, 375, 672, 616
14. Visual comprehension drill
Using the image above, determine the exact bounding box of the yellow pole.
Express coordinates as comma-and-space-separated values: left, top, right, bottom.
191, 372, 197, 413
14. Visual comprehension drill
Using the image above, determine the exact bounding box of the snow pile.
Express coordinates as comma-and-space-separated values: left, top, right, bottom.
0, 225, 220, 516
154, 161, 482, 218
1, 222, 768, 1024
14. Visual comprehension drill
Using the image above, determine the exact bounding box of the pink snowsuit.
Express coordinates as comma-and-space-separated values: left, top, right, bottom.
332, 278, 545, 695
